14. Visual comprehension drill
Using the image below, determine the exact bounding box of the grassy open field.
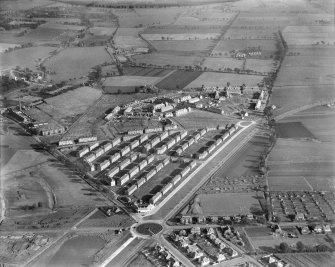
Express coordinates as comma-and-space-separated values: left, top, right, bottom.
185, 72, 263, 88
0, 46, 56, 71
103, 76, 159, 87
180, 192, 264, 216
132, 52, 202, 67
173, 109, 235, 129
61, 93, 157, 141
42, 86, 102, 118
155, 70, 202, 90
45, 46, 111, 82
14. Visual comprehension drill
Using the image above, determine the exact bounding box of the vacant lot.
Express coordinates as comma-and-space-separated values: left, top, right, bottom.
185, 72, 263, 88
45, 46, 111, 82
181, 192, 264, 216
173, 109, 235, 129
0, 46, 56, 71
155, 70, 202, 90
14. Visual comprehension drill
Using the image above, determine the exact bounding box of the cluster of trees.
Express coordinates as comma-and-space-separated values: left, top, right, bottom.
279, 242, 331, 253
0, 75, 28, 94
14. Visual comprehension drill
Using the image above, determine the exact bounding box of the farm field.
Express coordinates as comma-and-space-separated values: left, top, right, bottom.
245, 59, 276, 73
113, 7, 181, 27
0, 0, 54, 10
149, 40, 214, 55
142, 26, 222, 35
103, 76, 159, 87
155, 70, 202, 90
0, 46, 56, 71
141, 33, 220, 41
132, 53, 202, 67
283, 25, 335, 46
185, 72, 263, 88
45, 46, 111, 82
88, 27, 117, 36
274, 122, 315, 139
114, 27, 147, 49
223, 28, 276, 40
122, 66, 172, 77
180, 192, 264, 216
173, 109, 235, 129
276, 253, 335, 267
202, 57, 244, 70
212, 39, 278, 59
38, 22, 85, 31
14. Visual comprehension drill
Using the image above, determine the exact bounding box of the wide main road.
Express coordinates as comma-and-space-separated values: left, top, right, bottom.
143, 121, 258, 221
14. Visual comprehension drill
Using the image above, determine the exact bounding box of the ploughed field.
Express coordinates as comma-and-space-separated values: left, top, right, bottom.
268, 106, 335, 191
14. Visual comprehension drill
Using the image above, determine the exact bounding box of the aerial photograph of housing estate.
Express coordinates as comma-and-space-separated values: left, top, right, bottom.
0, 0, 334, 266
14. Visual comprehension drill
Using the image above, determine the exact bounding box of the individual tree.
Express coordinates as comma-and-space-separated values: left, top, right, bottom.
296, 241, 305, 252
279, 242, 289, 253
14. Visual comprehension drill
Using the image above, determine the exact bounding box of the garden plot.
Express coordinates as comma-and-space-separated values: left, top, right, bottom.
185, 72, 263, 88
202, 57, 244, 71
45, 46, 111, 82
283, 25, 335, 46
0, 46, 56, 71
244, 59, 276, 74
180, 192, 264, 217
